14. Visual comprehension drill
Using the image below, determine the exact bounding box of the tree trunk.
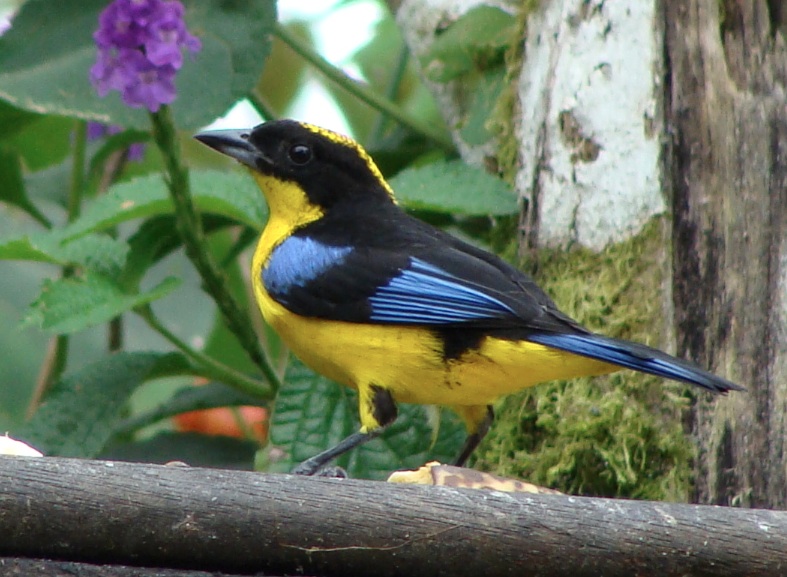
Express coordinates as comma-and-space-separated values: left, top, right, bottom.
398, 0, 787, 508
664, 0, 787, 508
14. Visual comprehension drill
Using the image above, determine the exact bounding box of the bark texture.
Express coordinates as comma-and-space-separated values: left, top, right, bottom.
1, 457, 786, 577
664, 0, 787, 508
0, 457, 787, 577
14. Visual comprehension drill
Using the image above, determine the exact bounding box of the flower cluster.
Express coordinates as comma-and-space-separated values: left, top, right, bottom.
90, 0, 201, 112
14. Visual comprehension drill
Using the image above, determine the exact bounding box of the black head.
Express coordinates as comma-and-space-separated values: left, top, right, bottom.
195, 120, 396, 209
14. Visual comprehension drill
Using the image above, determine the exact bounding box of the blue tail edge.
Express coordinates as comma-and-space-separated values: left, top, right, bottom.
527, 333, 744, 393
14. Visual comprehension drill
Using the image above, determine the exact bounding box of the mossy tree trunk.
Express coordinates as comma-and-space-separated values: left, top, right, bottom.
664, 0, 787, 508
397, 0, 786, 506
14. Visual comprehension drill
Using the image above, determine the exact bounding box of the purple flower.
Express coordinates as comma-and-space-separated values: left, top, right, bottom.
145, 1, 201, 67
90, 0, 201, 113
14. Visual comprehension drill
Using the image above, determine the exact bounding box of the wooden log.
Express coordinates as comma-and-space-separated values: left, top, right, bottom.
0, 557, 252, 577
0, 456, 785, 576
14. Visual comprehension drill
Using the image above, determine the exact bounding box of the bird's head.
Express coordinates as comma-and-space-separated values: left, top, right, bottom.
196, 120, 396, 218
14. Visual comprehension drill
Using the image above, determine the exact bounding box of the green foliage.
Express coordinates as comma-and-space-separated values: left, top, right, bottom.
0, 0, 691, 501
0, 146, 48, 225
472, 221, 694, 501
0, 0, 276, 130
62, 169, 266, 238
26, 273, 180, 334
488, 0, 540, 184
268, 360, 466, 480
420, 6, 516, 83
391, 159, 517, 215
0, 0, 514, 475
18, 352, 193, 457
420, 5, 518, 146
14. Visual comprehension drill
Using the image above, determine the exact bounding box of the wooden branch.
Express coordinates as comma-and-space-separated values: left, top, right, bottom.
0, 457, 785, 577
0, 557, 255, 577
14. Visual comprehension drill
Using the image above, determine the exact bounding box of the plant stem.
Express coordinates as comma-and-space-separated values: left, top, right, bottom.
67, 120, 87, 221
138, 306, 272, 399
26, 336, 69, 418
369, 45, 410, 148
274, 23, 455, 152
27, 120, 88, 415
149, 106, 281, 394
248, 90, 279, 121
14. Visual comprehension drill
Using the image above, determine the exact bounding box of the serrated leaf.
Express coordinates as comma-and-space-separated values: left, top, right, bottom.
0, 0, 276, 130
390, 160, 517, 215
0, 232, 128, 273
16, 351, 193, 457
59, 234, 129, 274
62, 169, 264, 241
26, 272, 180, 334
269, 359, 465, 480
421, 6, 515, 83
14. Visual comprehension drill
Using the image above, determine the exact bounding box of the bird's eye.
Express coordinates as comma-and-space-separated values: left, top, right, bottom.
288, 143, 313, 165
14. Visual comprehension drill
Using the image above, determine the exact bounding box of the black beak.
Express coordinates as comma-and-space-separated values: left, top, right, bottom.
194, 128, 261, 170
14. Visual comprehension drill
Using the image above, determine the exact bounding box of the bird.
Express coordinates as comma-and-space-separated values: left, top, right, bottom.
195, 120, 744, 476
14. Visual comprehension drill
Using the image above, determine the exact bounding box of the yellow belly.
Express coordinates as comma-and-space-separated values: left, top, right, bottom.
252, 281, 616, 407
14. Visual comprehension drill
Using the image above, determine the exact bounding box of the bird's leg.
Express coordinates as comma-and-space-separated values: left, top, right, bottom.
292, 430, 383, 475
292, 384, 398, 476
453, 405, 494, 467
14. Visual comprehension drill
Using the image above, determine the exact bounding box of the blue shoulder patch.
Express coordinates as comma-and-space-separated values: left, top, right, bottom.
262, 236, 352, 296
368, 258, 515, 324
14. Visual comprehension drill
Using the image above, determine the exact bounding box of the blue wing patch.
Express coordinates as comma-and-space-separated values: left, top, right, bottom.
368, 258, 516, 324
263, 236, 353, 296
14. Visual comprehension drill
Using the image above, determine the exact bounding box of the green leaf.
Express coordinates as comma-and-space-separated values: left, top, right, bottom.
117, 213, 251, 292
269, 359, 465, 480
0, 232, 128, 272
459, 67, 506, 146
0, 0, 276, 130
421, 6, 515, 83
58, 234, 129, 275
101, 431, 259, 469
62, 169, 265, 240
0, 146, 50, 226
121, 215, 187, 288
390, 160, 518, 215
0, 235, 63, 264
16, 351, 193, 457
2, 114, 74, 171
25, 273, 180, 334
0, 99, 38, 139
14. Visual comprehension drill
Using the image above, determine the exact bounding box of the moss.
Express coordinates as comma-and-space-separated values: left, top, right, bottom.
472, 219, 695, 501
469, 1, 693, 501
487, 0, 541, 185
